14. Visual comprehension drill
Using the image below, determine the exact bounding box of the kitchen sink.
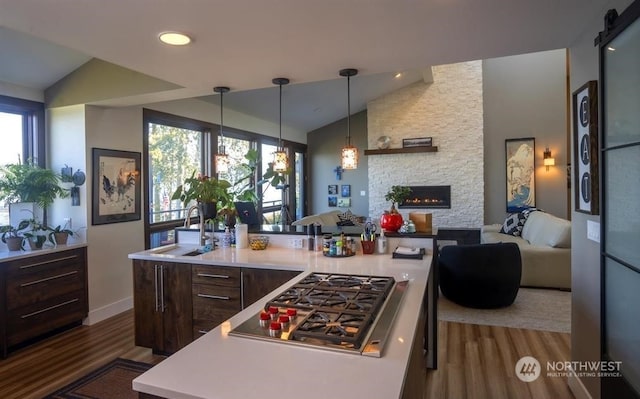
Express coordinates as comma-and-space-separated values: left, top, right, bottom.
181, 250, 204, 256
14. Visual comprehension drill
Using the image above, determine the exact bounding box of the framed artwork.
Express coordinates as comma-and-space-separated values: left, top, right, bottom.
573, 80, 599, 215
337, 198, 351, 207
328, 185, 338, 195
328, 196, 337, 207
341, 184, 351, 197
92, 148, 141, 225
505, 138, 536, 212
402, 137, 432, 148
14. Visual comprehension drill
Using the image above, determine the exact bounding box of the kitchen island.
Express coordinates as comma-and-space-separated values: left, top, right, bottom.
129, 241, 436, 399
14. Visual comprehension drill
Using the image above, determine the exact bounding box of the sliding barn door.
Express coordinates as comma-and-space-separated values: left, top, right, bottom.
598, 1, 640, 397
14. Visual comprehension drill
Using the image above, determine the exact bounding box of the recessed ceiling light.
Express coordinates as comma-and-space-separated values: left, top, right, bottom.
394, 72, 403, 79
159, 32, 192, 46
607, 46, 616, 51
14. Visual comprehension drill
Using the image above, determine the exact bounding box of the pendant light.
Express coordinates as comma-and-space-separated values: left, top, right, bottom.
272, 77, 290, 173
339, 68, 358, 169
213, 86, 230, 173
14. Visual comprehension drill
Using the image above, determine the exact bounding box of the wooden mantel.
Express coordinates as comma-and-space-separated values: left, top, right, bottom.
364, 146, 438, 155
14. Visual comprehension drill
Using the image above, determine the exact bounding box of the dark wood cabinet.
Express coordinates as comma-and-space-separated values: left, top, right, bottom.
133, 260, 192, 355
191, 265, 241, 338
134, 259, 302, 348
242, 268, 300, 308
1, 247, 88, 358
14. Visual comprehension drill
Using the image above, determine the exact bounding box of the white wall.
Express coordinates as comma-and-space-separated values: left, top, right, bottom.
48, 104, 88, 236
367, 61, 484, 227
82, 105, 144, 322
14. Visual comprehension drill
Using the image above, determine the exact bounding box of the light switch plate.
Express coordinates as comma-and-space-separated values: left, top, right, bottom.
587, 220, 600, 243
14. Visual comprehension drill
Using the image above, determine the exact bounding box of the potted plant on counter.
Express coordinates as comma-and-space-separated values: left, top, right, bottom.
21, 215, 50, 250
171, 172, 231, 220
381, 185, 411, 232
0, 221, 28, 251
217, 149, 260, 228
48, 223, 74, 246
0, 159, 69, 209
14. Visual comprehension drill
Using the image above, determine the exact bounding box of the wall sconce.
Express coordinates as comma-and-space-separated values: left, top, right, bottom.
543, 147, 555, 171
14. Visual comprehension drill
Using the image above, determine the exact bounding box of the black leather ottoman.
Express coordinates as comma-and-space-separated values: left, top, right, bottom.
438, 242, 522, 308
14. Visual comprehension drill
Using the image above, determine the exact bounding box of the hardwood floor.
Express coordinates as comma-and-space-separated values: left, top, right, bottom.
0, 311, 573, 399
0, 310, 163, 399
426, 321, 574, 399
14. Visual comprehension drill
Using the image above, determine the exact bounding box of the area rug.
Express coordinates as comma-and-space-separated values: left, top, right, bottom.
44, 358, 152, 399
438, 287, 571, 333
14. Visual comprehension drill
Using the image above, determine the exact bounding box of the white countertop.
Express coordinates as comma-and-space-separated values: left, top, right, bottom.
0, 242, 87, 262
130, 244, 433, 399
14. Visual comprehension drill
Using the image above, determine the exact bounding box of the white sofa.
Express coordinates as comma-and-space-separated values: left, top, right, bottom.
481, 211, 571, 290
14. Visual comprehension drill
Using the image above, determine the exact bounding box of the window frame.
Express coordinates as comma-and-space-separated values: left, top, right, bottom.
142, 108, 308, 249
0, 94, 45, 166
143, 109, 217, 249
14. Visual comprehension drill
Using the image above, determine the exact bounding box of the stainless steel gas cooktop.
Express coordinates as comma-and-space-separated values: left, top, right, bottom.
228, 272, 408, 357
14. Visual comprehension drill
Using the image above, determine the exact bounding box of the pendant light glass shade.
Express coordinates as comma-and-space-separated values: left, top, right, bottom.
213, 86, 230, 174
272, 78, 290, 173
341, 145, 358, 170
339, 68, 358, 170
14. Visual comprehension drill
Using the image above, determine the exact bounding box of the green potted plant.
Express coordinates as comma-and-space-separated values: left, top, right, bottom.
381, 185, 411, 232
0, 159, 69, 209
171, 172, 231, 220
21, 215, 50, 250
0, 221, 28, 251
48, 223, 74, 246
217, 149, 260, 227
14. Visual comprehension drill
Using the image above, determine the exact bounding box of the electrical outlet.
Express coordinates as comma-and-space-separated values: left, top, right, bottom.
289, 238, 304, 249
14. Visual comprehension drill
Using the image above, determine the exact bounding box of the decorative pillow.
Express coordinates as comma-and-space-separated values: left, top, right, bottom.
499, 212, 527, 236
337, 210, 359, 226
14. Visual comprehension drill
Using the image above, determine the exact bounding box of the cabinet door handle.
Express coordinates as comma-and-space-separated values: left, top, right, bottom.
20, 270, 78, 287
19, 255, 78, 269
197, 273, 230, 279
197, 330, 209, 335
154, 265, 160, 312
197, 293, 230, 301
160, 265, 166, 313
21, 298, 79, 319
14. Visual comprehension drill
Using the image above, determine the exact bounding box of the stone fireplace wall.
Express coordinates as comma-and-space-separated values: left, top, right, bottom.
367, 61, 484, 228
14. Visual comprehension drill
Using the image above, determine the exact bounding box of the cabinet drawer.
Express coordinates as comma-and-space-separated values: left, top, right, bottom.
6, 248, 84, 276
192, 284, 241, 320
192, 265, 240, 287
6, 262, 85, 310
6, 290, 87, 346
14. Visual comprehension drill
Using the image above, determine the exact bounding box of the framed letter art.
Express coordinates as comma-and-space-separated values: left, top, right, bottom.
505, 138, 536, 212
573, 80, 599, 215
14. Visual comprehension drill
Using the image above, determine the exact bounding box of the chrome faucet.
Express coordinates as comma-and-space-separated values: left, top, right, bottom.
184, 205, 210, 246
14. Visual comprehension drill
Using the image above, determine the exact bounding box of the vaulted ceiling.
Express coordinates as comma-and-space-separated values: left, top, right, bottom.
0, 0, 612, 131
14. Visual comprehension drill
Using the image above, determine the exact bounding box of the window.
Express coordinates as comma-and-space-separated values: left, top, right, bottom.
143, 109, 307, 248
0, 95, 45, 225
143, 109, 214, 248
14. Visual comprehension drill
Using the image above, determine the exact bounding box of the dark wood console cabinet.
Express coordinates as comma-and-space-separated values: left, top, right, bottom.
0, 247, 88, 358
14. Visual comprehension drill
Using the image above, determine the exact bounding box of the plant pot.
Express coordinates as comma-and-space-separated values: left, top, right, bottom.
199, 202, 217, 220
5, 236, 23, 251
380, 209, 404, 232
27, 235, 47, 250
53, 232, 69, 245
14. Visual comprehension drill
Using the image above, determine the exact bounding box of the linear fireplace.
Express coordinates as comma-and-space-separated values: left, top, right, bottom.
399, 185, 451, 209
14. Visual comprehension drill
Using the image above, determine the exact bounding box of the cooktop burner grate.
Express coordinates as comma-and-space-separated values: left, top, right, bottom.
293, 310, 373, 347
